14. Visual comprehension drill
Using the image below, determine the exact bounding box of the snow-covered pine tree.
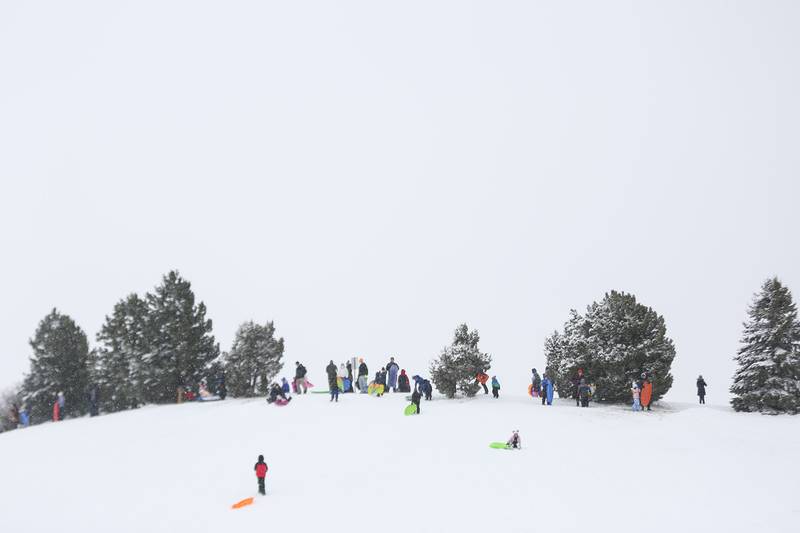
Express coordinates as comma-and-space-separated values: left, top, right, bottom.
94, 294, 149, 412
430, 324, 492, 398
545, 291, 675, 402
140, 271, 219, 403
223, 321, 285, 397
21, 309, 91, 422
730, 277, 800, 414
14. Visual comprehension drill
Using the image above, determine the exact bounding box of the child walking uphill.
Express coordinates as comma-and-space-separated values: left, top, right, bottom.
491, 376, 500, 398
254, 455, 268, 495
411, 388, 422, 414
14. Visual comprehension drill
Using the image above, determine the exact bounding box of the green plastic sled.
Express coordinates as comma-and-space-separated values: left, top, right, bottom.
489, 442, 510, 450
404, 404, 418, 416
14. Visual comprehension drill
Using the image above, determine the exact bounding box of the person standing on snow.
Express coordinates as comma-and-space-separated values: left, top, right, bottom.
475, 371, 490, 394
88, 385, 99, 417
398, 369, 411, 393
294, 362, 308, 394
357, 358, 369, 393
541, 374, 553, 406
385, 357, 400, 393
339, 362, 349, 392
578, 378, 591, 407
491, 376, 500, 398
640, 373, 653, 411
507, 430, 521, 449
631, 381, 642, 411
346, 360, 354, 392
254, 455, 268, 495
326, 360, 338, 393
697, 375, 707, 404
281, 377, 291, 395
571, 369, 585, 406
531, 368, 542, 398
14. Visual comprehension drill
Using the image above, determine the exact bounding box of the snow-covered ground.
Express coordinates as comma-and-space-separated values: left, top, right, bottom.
1, 392, 798, 533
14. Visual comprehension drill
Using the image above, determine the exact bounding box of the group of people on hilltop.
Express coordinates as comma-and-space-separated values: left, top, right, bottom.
530, 368, 555, 405
282, 357, 421, 403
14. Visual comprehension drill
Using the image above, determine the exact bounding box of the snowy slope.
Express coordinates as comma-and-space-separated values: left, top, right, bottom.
1, 393, 798, 533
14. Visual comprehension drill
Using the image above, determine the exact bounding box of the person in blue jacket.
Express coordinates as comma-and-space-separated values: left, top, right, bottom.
413, 375, 433, 401
491, 376, 500, 398
541, 374, 554, 406
281, 377, 290, 395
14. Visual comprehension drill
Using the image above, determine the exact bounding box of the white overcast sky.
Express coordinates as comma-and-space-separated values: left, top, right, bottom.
1, 1, 798, 401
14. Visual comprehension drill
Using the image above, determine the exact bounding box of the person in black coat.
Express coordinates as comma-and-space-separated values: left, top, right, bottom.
697, 375, 707, 404
326, 360, 338, 389
572, 368, 585, 406
295, 361, 308, 393
578, 379, 591, 407
357, 359, 368, 392
411, 389, 422, 414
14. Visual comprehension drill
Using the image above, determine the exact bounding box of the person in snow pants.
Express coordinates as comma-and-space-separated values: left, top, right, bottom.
491, 376, 500, 398
697, 375, 707, 404
357, 359, 369, 393
254, 455, 268, 495
571, 369, 585, 407
330, 382, 339, 402
531, 368, 541, 398
476, 372, 489, 394
386, 357, 400, 393
422, 379, 432, 401
346, 361, 354, 392
631, 382, 641, 411
411, 388, 422, 414
578, 379, 591, 407
295, 362, 308, 394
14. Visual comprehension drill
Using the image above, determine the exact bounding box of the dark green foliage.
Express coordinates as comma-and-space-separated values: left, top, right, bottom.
140, 271, 219, 403
94, 294, 149, 412
22, 309, 91, 422
545, 291, 675, 403
730, 278, 800, 414
224, 321, 285, 397
430, 324, 492, 398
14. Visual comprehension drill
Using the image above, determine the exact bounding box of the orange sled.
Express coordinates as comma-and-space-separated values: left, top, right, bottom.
232, 497, 254, 510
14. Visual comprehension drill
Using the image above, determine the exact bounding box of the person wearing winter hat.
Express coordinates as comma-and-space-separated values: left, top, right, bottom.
254, 455, 268, 495
397, 369, 411, 393
491, 376, 500, 398
507, 430, 521, 449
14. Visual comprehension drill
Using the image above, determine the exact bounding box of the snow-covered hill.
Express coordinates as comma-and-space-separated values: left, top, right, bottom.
1, 393, 798, 532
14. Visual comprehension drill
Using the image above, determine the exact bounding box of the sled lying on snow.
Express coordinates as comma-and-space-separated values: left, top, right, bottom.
404, 404, 418, 416
232, 497, 254, 509
489, 442, 515, 450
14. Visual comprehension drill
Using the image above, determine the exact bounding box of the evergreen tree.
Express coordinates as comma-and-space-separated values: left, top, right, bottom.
545, 291, 675, 403
224, 321, 285, 397
430, 324, 492, 398
21, 309, 91, 422
94, 294, 149, 412
140, 271, 219, 403
731, 277, 800, 414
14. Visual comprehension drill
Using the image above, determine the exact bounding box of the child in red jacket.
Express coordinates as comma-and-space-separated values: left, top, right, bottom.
254, 455, 268, 495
